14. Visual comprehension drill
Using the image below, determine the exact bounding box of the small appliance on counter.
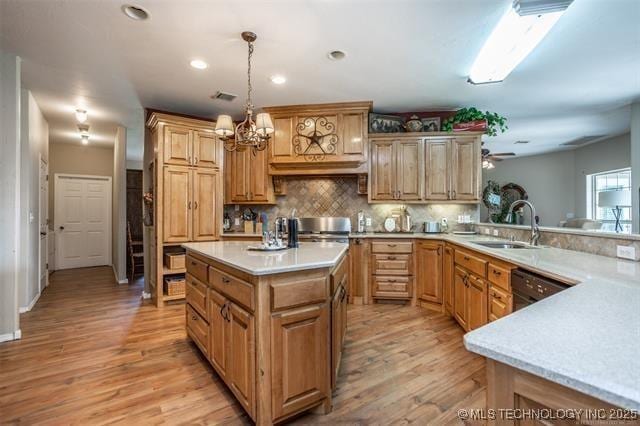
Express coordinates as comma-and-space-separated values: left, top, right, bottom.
423, 221, 442, 233
287, 209, 299, 248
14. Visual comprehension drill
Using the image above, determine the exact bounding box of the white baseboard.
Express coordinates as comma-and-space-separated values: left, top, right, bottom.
19, 290, 42, 313
112, 265, 129, 285
142, 291, 151, 299
0, 330, 22, 343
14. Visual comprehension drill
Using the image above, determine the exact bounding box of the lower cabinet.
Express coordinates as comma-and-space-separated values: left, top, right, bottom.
331, 284, 347, 389
443, 245, 454, 314
453, 266, 488, 332
416, 241, 443, 303
489, 283, 512, 322
207, 287, 256, 418
271, 305, 329, 421
453, 266, 469, 330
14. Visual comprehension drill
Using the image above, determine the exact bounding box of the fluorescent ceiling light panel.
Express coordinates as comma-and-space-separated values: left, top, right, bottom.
468, 6, 564, 84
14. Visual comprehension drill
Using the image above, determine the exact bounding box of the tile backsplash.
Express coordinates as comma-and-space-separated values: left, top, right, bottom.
224, 176, 479, 232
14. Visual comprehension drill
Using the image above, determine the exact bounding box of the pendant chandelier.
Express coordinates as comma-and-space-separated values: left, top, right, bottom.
215, 31, 274, 152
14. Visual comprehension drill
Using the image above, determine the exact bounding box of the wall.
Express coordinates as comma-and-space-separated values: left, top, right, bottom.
224, 176, 479, 233
482, 150, 576, 227
18, 90, 49, 311
0, 52, 21, 341
574, 133, 631, 218
482, 134, 631, 227
112, 126, 127, 284
48, 143, 114, 226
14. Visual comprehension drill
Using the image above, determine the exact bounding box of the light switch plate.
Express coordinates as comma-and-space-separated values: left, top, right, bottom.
492, 229, 499, 236
616, 245, 637, 261
365, 217, 372, 227
483, 229, 490, 235
234, 218, 240, 226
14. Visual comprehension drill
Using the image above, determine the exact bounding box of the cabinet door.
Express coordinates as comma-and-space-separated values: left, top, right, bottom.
225, 148, 250, 203
163, 126, 192, 166
249, 147, 273, 203
227, 302, 255, 418
467, 275, 488, 331
331, 287, 342, 390
192, 169, 219, 241
193, 130, 219, 169
453, 267, 468, 331
416, 241, 443, 303
208, 288, 228, 379
341, 113, 366, 156
163, 166, 191, 243
425, 139, 450, 200
271, 305, 329, 421
451, 137, 480, 200
443, 246, 455, 314
396, 139, 423, 200
370, 141, 396, 200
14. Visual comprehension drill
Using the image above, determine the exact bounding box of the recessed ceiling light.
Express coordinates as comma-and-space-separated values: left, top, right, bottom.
122, 4, 149, 21
327, 50, 346, 61
75, 109, 88, 123
270, 75, 286, 85
190, 59, 208, 70
81, 135, 89, 145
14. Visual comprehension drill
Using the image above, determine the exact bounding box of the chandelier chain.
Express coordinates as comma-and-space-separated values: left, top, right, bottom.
246, 41, 254, 112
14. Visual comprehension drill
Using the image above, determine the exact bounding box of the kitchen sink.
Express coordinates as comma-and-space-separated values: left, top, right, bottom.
472, 241, 538, 249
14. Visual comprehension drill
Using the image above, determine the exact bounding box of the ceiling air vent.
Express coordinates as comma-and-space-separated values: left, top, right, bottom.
560, 135, 606, 147
211, 91, 237, 102
514, 140, 530, 144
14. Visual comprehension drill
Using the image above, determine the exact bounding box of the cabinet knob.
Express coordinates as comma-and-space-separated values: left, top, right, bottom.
463, 256, 470, 261
222, 277, 231, 284
191, 315, 197, 321
452, 190, 457, 198
387, 255, 396, 260
387, 244, 396, 248
492, 269, 501, 276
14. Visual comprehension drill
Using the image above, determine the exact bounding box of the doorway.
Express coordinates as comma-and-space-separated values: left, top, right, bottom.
54, 174, 112, 270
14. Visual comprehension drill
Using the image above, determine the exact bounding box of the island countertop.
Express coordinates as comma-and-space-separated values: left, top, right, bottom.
182, 241, 348, 276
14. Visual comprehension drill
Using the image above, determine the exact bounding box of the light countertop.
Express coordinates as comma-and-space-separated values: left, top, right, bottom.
349, 232, 640, 410
182, 241, 348, 276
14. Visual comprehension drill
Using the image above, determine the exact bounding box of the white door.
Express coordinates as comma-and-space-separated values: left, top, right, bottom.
55, 174, 112, 270
39, 158, 49, 289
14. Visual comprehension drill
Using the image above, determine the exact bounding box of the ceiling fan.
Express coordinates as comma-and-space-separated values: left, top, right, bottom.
481, 146, 515, 169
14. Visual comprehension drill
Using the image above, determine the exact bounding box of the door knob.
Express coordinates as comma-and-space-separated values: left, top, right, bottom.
40, 232, 47, 236
59, 226, 64, 230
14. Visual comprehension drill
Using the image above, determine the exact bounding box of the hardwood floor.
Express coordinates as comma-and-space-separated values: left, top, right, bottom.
0, 266, 486, 425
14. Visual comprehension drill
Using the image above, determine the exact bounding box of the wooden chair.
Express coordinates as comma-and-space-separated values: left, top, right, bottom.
127, 222, 144, 282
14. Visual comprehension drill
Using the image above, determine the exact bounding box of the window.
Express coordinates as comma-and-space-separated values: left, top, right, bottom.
587, 168, 632, 233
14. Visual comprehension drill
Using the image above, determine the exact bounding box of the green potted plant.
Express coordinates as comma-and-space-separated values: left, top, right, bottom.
442, 107, 508, 137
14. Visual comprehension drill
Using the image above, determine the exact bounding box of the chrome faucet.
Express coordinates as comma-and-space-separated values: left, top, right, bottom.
506, 200, 540, 246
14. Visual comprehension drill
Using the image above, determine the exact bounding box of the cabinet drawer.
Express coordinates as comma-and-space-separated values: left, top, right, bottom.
488, 263, 511, 291
489, 284, 512, 321
186, 255, 208, 283
186, 304, 209, 356
371, 241, 413, 254
271, 274, 327, 312
209, 267, 255, 312
372, 254, 411, 275
372, 276, 411, 299
186, 274, 208, 318
455, 249, 487, 277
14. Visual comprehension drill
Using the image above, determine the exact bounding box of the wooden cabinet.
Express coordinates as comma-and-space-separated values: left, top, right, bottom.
164, 125, 220, 169
271, 305, 329, 421
424, 139, 450, 200
331, 284, 347, 390
450, 137, 480, 201
163, 166, 221, 243
225, 147, 275, 204
489, 284, 512, 322
370, 240, 414, 302
265, 102, 371, 175
147, 112, 223, 306
163, 166, 191, 242
369, 133, 482, 203
227, 302, 255, 416
467, 274, 487, 331
443, 245, 454, 314
369, 138, 423, 201
416, 241, 443, 303
348, 238, 369, 305
453, 266, 469, 330
208, 288, 228, 379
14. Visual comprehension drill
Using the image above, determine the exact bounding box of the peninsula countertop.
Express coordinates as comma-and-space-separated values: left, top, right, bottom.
182, 241, 348, 276
351, 231, 640, 410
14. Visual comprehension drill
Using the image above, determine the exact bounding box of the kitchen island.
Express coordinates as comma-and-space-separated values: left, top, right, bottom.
181, 241, 349, 425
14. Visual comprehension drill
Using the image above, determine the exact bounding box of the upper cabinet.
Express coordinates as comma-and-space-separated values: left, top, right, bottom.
162, 123, 221, 169
370, 133, 482, 203
263, 101, 372, 175
225, 147, 275, 204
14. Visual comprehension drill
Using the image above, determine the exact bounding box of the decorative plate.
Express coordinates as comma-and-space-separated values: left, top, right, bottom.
383, 217, 397, 232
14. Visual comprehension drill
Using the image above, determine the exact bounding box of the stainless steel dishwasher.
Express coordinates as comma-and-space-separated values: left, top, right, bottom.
511, 269, 571, 311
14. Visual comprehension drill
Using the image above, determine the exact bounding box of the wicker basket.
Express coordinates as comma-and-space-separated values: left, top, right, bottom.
164, 277, 185, 296
164, 252, 186, 270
